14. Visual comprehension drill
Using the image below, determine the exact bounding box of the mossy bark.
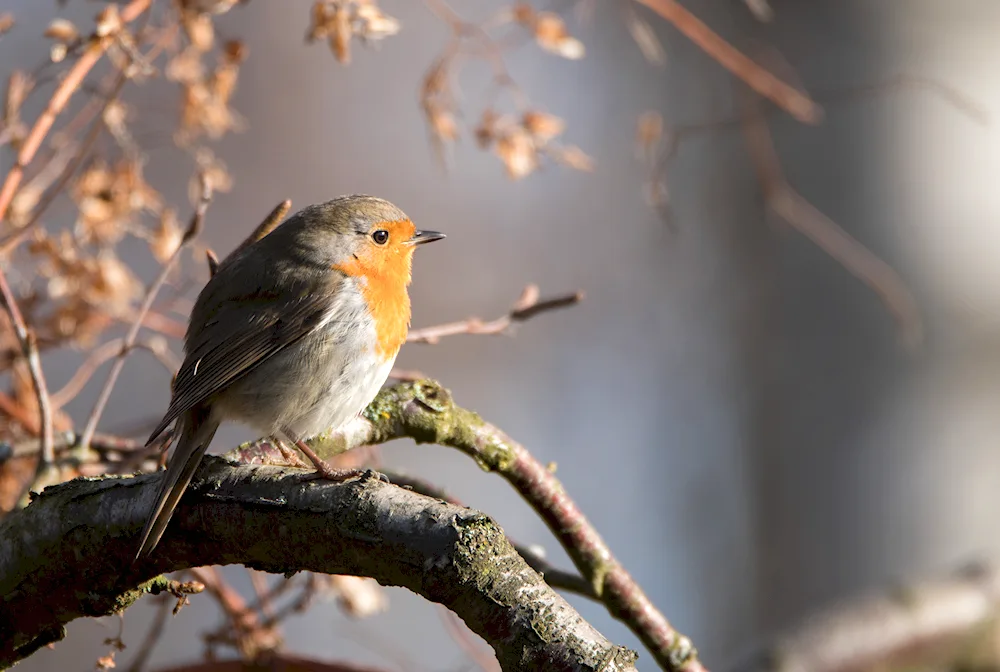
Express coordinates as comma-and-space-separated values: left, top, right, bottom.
230, 380, 699, 672
0, 455, 637, 671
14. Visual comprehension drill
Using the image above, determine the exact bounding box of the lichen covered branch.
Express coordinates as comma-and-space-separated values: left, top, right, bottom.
0, 456, 637, 671
231, 379, 704, 672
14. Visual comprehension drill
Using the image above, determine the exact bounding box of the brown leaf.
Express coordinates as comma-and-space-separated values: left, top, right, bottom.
532, 12, 584, 60
522, 110, 565, 143
496, 129, 537, 179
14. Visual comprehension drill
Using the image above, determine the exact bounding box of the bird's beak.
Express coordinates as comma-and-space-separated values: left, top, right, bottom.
408, 230, 445, 246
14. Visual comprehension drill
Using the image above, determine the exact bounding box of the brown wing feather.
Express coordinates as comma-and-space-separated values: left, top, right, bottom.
145, 291, 332, 445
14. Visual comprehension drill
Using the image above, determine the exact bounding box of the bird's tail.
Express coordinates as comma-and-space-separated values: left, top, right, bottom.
135, 413, 219, 561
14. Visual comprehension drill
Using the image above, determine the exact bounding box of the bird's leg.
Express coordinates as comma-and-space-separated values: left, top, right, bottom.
293, 439, 367, 481
272, 437, 309, 469
278, 427, 384, 482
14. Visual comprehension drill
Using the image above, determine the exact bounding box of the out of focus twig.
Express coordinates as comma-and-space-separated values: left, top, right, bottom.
633, 0, 820, 123
78, 173, 213, 450
0, 0, 153, 224
153, 656, 392, 672
205, 199, 291, 279
51, 336, 177, 409
125, 595, 171, 672
407, 284, 583, 344
0, 69, 129, 256
0, 271, 53, 469
234, 199, 290, 255
440, 607, 501, 672
734, 561, 1000, 672
739, 55, 923, 350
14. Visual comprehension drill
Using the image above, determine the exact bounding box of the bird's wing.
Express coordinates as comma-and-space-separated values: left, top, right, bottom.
146, 284, 336, 445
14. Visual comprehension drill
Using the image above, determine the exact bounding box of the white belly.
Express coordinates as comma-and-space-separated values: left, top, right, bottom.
215, 291, 398, 441
284, 352, 395, 440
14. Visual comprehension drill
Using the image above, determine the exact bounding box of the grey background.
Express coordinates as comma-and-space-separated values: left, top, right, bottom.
4, 1, 1000, 670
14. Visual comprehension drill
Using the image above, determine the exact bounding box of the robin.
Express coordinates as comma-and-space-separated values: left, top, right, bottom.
135, 195, 444, 560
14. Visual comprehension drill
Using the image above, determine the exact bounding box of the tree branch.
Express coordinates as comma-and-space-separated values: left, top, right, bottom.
733, 561, 1000, 672
232, 380, 704, 672
0, 456, 638, 671
632, 0, 821, 124
406, 284, 584, 344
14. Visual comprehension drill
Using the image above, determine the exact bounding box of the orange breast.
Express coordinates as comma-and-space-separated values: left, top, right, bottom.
334, 238, 414, 359
359, 274, 410, 359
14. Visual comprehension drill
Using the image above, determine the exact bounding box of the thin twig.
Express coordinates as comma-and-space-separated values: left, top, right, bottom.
241, 572, 302, 617
733, 561, 1000, 672
10, 432, 142, 460
231, 199, 291, 258
0, 271, 53, 467
632, 0, 821, 123
190, 565, 281, 660
78, 173, 213, 450
0, 0, 152, 224
517, 544, 599, 599
205, 199, 291, 279
246, 569, 276, 620
439, 607, 501, 672
50, 336, 178, 409
0, 68, 129, 256
407, 285, 583, 344
0, 390, 44, 436
125, 595, 171, 672
258, 573, 320, 631
739, 60, 922, 350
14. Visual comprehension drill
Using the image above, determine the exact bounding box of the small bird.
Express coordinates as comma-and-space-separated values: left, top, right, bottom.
135, 195, 444, 560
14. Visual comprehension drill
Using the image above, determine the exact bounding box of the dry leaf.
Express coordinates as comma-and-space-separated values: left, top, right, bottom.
496, 128, 537, 179
532, 12, 584, 60
151, 208, 183, 262
522, 110, 565, 143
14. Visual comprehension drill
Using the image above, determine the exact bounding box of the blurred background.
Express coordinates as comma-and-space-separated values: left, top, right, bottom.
4, 0, 1000, 670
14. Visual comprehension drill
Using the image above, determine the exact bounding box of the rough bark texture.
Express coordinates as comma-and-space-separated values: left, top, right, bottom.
233, 380, 701, 672
0, 457, 638, 671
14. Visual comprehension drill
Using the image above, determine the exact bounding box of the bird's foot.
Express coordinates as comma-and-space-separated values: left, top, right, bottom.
273, 438, 309, 469
294, 439, 386, 483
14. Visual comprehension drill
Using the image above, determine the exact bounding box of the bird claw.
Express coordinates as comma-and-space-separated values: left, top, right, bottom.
361, 468, 390, 484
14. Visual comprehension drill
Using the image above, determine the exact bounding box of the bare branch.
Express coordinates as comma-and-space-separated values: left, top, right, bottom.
50, 335, 178, 409
739, 71, 922, 351
633, 0, 820, 123
124, 594, 171, 672
734, 561, 1000, 672
407, 285, 583, 344
231, 199, 291, 258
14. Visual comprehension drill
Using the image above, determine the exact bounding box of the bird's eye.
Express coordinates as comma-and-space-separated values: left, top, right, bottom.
371, 229, 389, 245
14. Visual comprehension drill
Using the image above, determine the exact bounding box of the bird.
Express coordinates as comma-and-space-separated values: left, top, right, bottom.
135, 195, 444, 560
